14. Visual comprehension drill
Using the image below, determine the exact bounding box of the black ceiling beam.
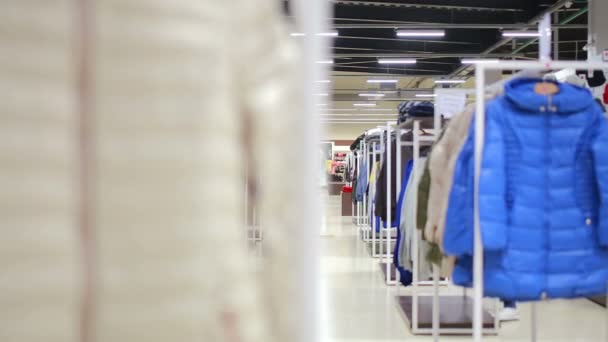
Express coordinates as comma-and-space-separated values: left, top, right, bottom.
334, 23, 588, 29
333, 38, 484, 54
331, 0, 529, 12
333, 3, 534, 25
333, 65, 448, 75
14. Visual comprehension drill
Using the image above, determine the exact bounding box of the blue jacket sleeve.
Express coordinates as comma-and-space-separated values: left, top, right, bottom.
591, 113, 608, 247
478, 108, 508, 251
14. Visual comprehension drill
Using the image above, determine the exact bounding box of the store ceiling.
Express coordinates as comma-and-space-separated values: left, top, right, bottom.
284, 0, 590, 129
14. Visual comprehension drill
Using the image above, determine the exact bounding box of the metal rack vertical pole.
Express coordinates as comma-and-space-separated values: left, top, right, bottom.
385, 121, 398, 284
411, 119, 421, 332
394, 122, 402, 286
355, 150, 361, 225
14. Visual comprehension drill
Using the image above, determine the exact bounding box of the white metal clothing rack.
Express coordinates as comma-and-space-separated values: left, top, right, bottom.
395, 96, 500, 339
370, 129, 384, 258
383, 121, 400, 285
361, 132, 381, 243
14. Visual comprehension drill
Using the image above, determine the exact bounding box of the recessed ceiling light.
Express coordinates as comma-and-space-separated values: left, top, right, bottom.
353, 103, 377, 107
316, 60, 334, 64
314, 93, 329, 96
396, 30, 445, 37
367, 79, 398, 83
315, 80, 331, 83
415, 94, 436, 98
378, 58, 417, 64
502, 31, 541, 37
359, 93, 386, 97
434, 79, 466, 84
461, 59, 500, 64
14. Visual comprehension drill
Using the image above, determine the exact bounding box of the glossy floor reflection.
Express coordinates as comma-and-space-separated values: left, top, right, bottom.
319, 194, 608, 342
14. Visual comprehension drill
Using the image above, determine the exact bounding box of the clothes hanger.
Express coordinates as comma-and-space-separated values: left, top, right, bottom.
534, 81, 559, 95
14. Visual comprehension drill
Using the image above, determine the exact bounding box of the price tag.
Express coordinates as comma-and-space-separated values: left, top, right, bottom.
435, 90, 467, 119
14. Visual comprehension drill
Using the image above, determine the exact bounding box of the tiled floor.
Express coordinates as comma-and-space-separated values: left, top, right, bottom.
319, 195, 608, 342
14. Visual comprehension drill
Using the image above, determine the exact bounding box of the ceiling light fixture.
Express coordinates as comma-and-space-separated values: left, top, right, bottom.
315, 80, 331, 83
320, 114, 397, 117
378, 58, 417, 65
320, 118, 392, 121
434, 79, 466, 84
314, 93, 329, 96
415, 94, 437, 98
461, 58, 500, 64
291, 32, 338, 37
321, 108, 357, 111
367, 79, 398, 83
396, 30, 445, 37
317, 31, 339, 37
353, 103, 377, 107
316, 60, 334, 64
359, 93, 386, 97
502, 31, 542, 38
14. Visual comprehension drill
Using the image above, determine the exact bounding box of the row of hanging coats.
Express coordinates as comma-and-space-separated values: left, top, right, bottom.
359, 77, 608, 302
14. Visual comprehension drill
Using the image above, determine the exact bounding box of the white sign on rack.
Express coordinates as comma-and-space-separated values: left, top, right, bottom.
435, 89, 467, 119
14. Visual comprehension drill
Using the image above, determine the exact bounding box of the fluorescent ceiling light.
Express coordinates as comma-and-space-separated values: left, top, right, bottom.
321, 108, 357, 111
320, 114, 397, 116
378, 58, 417, 64
314, 93, 329, 96
316, 60, 334, 64
353, 103, 377, 107
359, 93, 386, 97
415, 94, 436, 98
366, 108, 394, 111
367, 79, 398, 83
396, 30, 445, 37
317, 103, 328, 106
435, 79, 466, 84
291, 32, 338, 37
461, 59, 500, 64
502, 31, 541, 37
315, 80, 331, 83
321, 118, 390, 121
321, 122, 388, 124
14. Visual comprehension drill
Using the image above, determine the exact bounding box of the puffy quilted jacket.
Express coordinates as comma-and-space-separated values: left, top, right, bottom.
444, 78, 608, 301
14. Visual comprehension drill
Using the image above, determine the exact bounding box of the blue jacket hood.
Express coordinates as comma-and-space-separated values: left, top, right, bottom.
504, 77, 595, 114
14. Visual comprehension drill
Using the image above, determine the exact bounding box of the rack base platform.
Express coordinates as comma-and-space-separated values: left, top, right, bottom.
366, 241, 395, 256
379, 261, 398, 280
396, 295, 496, 333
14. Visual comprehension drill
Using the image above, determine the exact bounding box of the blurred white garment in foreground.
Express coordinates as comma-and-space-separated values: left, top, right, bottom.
0, 1, 305, 341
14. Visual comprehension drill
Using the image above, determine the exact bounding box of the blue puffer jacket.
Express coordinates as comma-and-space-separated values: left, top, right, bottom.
444, 78, 608, 301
